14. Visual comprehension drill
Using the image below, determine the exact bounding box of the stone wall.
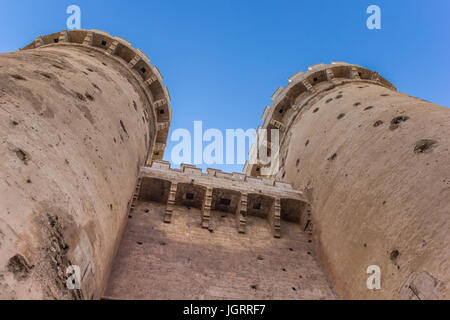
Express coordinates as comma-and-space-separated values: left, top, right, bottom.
104, 201, 337, 300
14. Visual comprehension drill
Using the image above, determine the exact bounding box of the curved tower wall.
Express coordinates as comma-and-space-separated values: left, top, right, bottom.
245, 63, 449, 299
0, 30, 171, 299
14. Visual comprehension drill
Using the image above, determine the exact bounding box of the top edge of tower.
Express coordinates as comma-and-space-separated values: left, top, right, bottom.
18, 29, 172, 162
243, 62, 398, 176
264, 61, 397, 123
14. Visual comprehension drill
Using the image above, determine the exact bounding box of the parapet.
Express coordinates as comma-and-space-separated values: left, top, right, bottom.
20, 29, 171, 162
132, 160, 309, 237
244, 62, 397, 176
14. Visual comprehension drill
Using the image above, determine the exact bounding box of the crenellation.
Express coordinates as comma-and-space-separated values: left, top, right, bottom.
350, 66, 361, 80
261, 106, 271, 122
91, 29, 110, 36
308, 63, 326, 70
144, 161, 304, 196
235, 193, 248, 233
150, 160, 171, 170
145, 75, 158, 86
114, 36, 131, 46
164, 85, 171, 103
106, 40, 119, 55
136, 48, 151, 63
215, 171, 235, 180
232, 172, 246, 181
154, 98, 167, 108
181, 164, 202, 176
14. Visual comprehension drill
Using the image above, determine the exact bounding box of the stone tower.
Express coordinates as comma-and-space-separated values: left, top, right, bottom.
244, 63, 450, 299
1, 29, 448, 300
0, 30, 171, 299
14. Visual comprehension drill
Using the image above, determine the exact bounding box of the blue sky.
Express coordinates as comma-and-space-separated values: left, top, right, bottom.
1, 0, 449, 173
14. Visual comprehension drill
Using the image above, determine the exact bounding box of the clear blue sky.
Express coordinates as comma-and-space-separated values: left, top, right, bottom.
1, 0, 449, 173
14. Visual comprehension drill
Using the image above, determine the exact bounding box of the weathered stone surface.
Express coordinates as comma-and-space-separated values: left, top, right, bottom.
1, 30, 448, 300
245, 63, 450, 299
103, 201, 336, 300
0, 30, 170, 299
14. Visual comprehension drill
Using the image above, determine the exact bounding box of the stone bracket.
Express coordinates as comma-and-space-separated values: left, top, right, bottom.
82, 31, 94, 46
350, 66, 361, 80
106, 40, 119, 55
164, 183, 177, 223
59, 30, 69, 43
269, 198, 281, 238
145, 75, 158, 87
201, 187, 213, 229
235, 193, 248, 234
34, 36, 44, 48
302, 79, 315, 93
130, 177, 142, 212
325, 69, 335, 81
128, 54, 141, 69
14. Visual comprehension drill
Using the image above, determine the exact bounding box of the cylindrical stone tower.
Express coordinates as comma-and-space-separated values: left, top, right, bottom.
245, 62, 449, 299
0, 30, 171, 299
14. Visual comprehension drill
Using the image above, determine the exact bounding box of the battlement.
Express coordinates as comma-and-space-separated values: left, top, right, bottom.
244, 62, 397, 176
20, 29, 172, 162
131, 161, 309, 237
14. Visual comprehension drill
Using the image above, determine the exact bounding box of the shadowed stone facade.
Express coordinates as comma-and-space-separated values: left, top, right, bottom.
103, 201, 336, 300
